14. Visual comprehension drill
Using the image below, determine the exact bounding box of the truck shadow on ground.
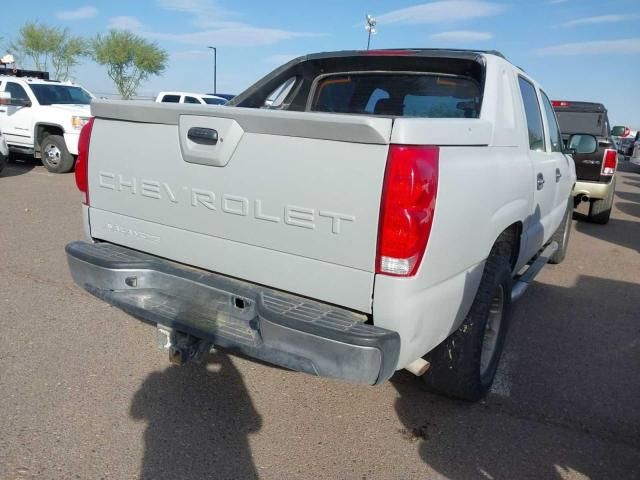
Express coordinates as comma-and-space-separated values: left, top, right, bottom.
130, 352, 261, 480
618, 160, 640, 175
574, 214, 640, 252
0, 158, 36, 178
615, 201, 640, 219
392, 274, 640, 480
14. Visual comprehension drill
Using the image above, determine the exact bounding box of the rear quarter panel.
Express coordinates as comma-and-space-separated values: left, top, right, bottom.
374, 145, 532, 367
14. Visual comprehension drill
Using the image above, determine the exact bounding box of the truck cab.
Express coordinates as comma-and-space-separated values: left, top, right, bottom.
0, 68, 94, 173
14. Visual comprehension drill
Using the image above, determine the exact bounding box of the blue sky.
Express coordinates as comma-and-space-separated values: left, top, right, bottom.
4, 0, 640, 126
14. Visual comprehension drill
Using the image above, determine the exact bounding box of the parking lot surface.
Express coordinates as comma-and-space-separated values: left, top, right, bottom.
1, 159, 639, 480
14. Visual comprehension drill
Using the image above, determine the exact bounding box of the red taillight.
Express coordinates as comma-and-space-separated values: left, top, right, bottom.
75, 117, 94, 205
376, 145, 439, 277
552, 100, 570, 107
602, 148, 617, 176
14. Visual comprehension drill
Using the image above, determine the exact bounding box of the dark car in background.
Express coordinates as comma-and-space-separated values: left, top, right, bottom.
617, 137, 635, 158
553, 100, 618, 224
612, 125, 637, 155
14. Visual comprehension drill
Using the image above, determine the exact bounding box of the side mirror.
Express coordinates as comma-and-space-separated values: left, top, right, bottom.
567, 134, 598, 155
0, 91, 10, 106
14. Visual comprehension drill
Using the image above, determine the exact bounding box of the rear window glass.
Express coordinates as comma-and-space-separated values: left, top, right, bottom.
555, 111, 608, 136
310, 73, 481, 118
611, 126, 626, 136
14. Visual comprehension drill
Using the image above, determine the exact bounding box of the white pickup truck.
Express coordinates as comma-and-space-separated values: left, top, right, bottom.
0, 70, 93, 173
66, 49, 583, 401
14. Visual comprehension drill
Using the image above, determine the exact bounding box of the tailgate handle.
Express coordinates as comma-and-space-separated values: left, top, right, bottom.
187, 127, 218, 145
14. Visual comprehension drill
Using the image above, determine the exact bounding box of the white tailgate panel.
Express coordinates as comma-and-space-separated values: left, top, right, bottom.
87, 119, 390, 312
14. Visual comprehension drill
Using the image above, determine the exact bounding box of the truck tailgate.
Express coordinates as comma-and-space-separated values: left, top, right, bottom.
87, 101, 393, 313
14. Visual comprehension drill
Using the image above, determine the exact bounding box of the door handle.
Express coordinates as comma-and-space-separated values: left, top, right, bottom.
555, 168, 562, 182
187, 127, 218, 145
537, 173, 545, 190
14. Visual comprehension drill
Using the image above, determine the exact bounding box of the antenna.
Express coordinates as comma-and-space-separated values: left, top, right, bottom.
365, 15, 377, 50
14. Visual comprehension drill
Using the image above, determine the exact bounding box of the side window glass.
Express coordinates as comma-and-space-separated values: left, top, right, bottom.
6, 82, 29, 102
518, 77, 545, 151
184, 96, 200, 104
265, 76, 296, 109
541, 91, 562, 152
161, 95, 180, 103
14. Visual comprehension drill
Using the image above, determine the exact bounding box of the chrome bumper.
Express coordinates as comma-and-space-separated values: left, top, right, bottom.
572, 179, 614, 200
65, 241, 400, 385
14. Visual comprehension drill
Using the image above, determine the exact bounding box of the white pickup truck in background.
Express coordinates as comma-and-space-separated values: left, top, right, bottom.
0, 70, 93, 173
66, 49, 582, 401
155, 91, 228, 106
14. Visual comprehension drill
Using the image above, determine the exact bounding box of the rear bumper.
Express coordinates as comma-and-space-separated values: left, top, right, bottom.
572, 179, 613, 200
65, 241, 400, 385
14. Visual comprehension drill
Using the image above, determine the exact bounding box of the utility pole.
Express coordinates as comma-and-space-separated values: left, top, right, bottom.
208, 46, 217, 94
365, 15, 377, 50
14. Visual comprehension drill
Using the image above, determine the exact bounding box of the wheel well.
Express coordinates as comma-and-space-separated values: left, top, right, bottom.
492, 222, 522, 272
35, 124, 64, 154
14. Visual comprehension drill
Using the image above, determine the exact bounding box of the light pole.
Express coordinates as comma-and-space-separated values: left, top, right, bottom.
208, 46, 217, 94
365, 15, 377, 50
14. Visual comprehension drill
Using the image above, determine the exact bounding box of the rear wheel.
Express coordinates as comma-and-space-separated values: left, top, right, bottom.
40, 135, 75, 173
422, 250, 512, 401
588, 177, 615, 225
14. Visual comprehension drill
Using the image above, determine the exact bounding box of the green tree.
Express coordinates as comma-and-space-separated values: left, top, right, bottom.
92, 30, 168, 99
10, 22, 89, 80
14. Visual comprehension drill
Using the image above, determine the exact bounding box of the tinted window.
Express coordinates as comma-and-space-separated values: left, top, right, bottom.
364, 88, 390, 113
203, 97, 226, 105
5, 82, 29, 102
311, 73, 481, 118
161, 95, 181, 103
541, 91, 562, 152
555, 111, 608, 137
184, 96, 201, 104
518, 77, 545, 151
30, 84, 91, 105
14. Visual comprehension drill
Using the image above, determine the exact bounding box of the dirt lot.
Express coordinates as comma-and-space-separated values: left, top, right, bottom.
1, 159, 639, 480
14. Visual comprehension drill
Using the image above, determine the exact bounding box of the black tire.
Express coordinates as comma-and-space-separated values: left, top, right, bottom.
548, 198, 573, 264
0, 154, 6, 174
588, 177, 615, 225
40, 134, 75, 173
422, 250, 512, 401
